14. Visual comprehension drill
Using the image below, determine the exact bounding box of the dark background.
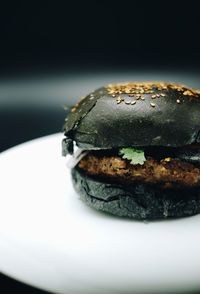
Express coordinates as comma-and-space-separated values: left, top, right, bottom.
1, 1, 200, 74
1, 1, 200, 293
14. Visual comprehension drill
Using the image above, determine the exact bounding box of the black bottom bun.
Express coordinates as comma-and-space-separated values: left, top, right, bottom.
71, 167, 200, 220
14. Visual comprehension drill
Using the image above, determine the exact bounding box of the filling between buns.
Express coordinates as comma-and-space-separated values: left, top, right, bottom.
77, 146, 200, 188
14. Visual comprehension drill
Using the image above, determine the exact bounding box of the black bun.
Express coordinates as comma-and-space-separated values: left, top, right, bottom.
72, 167, 200, 220
63, 82, 200, 152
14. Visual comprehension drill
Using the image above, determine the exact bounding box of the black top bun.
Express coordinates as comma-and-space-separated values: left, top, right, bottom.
63, 82, 200, 152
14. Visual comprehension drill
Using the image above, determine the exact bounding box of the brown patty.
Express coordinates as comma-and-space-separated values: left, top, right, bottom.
78, 154, 200, 188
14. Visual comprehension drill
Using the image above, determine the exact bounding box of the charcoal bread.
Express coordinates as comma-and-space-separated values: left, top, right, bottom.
72, 167, 200, 220
63, 82, 200, 153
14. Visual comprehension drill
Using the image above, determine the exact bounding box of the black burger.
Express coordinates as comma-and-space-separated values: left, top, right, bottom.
62, 82, 200, 220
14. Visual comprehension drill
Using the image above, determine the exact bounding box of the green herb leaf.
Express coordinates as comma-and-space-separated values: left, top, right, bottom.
119, 147, 146, 165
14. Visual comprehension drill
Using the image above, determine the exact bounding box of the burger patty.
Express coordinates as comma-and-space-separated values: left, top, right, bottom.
78, 154, 200, 188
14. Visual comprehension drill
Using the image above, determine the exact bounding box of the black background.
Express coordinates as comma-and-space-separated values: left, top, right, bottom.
1, 1, 200, 293
1, 1, 200, 75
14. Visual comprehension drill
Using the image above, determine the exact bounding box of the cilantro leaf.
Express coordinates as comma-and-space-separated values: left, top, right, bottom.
119, 147, 146, 165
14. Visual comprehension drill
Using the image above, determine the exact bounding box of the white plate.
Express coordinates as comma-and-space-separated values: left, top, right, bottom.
0, 134, 200, 294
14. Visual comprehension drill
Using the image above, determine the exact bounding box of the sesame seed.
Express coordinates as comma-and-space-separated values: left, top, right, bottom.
131, 100, 136, 105
164, 157, 172, 162
117, 100, 121, 104
106, 82, 200, 99
176, 99, 181, 104
116, 98, 121, 103
183, 90, 193, 96
125, 100, 131, 104
112, 94, 116, 97
151, 95, 156, 99
150, 102, 156, 107
141, 97, 145, 100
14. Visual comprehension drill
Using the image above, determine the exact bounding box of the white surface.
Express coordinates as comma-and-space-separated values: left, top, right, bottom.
0, 134, 200, 294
